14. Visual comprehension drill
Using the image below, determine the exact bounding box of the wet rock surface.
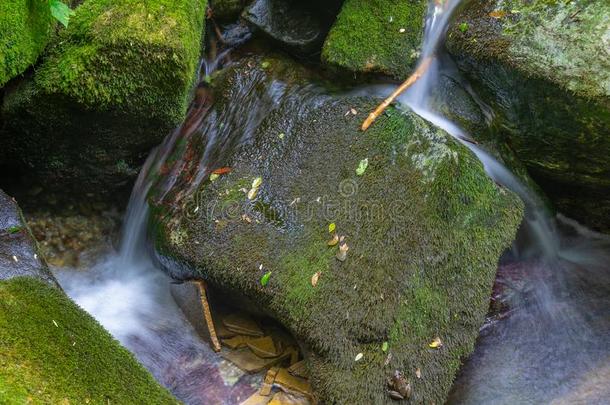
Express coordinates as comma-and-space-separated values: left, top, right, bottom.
0, 189, 56, 285
149, 55, 524, 404
243, 0, 340, 55
447, 0, 610, 232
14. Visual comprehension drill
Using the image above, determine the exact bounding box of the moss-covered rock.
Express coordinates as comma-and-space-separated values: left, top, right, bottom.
0, 0, 56, 86
0, 189, 56, 286
322, 0, 427, 78
149, 56, 523, 404
1, 0, 207, 194
0, 277, 178, 403
446, 0, 610, 232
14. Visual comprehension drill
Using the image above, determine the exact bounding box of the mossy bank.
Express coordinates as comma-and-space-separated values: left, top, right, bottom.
0, 277, 178, 404
447, 0, 610, 232
149, 56, 523, 404
1, 0, 207, 194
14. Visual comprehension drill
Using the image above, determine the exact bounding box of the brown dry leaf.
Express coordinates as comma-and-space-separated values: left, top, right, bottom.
489, 10, 508, 18
336, 243, 349, 261
415, 368, 421, 379
311, 272, 320, 287
428, 337, 443, 349
350, 108, 358, 115
328, 234, 339, 246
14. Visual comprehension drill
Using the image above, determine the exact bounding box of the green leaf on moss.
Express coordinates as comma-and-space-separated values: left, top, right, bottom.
49, 0, 75, 28
459, 22, 469, 33
260, 271, 272, 287
7, 226, 22, 234
382, 341, 389, 353
356, 158, 369, 176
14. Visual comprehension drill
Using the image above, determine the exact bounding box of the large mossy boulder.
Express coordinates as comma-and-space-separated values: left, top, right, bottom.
0, 277, 178, 403
322, 0, 427, 78
149, 56, 524, 403
0, 0, 56, 86
1, 0, 207, 194
0, 189, 56, 285
446, 0, 610, 232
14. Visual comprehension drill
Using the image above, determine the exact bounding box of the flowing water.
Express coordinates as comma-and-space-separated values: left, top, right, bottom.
53, 1, 609, 403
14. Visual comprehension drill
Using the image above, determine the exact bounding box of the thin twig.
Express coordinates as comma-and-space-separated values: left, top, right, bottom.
362, 57, 433, 131
196, 280, 221, 352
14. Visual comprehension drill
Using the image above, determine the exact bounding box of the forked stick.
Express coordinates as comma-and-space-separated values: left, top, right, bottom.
196, 280, 221, 352
361, 57, 433, 131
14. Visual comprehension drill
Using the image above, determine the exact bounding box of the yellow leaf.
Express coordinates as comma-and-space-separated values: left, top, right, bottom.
328, 234, 339, 246
329, 222, 336, 233
428, 337, 442, 349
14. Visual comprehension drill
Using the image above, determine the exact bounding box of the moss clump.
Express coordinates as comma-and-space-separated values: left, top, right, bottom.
0, 277, 178, 404
0, 0, 56, 86
446, 0, 610, 232
322, 0, 427, 78
37, 0, 207, 121
1, 0, 207, 194
149, 56, 524, 404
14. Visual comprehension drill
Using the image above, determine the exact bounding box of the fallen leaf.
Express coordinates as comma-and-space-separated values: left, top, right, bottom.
52, 320, 59, 328
260, 271, 272, 287
350, 108, 358, 115
428, 337, 443, 349
212, 167, 232, 175
261, 61, 271, 69
328, 222, 336, 233
278, 133, 285, 139
382, 341, 389, 353
356, 158, 369, 176
415, 368, 421, 379
252, 177, 263, 189
459, 22, 469, 33
489, 10, 508, 18
311, 272, 320, 287
209, 173, 220, 182
328, 234, 339, 246
247, 188, 259, 200
399, 28, 406, 33
355, 353, 363, 362
336, 243, 349, 261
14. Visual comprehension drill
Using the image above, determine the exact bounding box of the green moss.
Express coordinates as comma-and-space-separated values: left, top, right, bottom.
448, 0, 609, 99
0, 277, 178, 404
36, 0, 207, 122
0, 0, 56, 86
322, 0, 427, 78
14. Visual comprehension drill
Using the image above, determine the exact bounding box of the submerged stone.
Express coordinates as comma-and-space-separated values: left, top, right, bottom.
1, 0, 207, 194
447, 0, 610, 232
149, 56, 523, 403
322, 0, 427, 78
0, 0, 55, 86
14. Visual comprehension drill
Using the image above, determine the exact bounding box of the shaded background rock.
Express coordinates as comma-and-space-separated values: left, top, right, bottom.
149, 56, 523, 404
446, 0, 610, 233
0, 0, 208, 196
243, 0, 343, 55
0, 189, 56, 286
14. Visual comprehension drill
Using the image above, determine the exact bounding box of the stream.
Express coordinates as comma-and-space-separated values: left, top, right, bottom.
53, 0, 609, 404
